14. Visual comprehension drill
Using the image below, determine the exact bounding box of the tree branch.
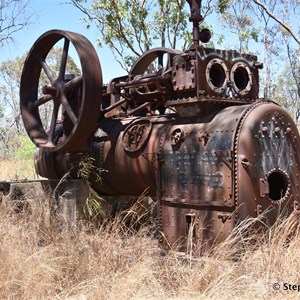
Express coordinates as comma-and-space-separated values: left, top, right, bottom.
252, 0, 300, 45
0, 0, 33, 47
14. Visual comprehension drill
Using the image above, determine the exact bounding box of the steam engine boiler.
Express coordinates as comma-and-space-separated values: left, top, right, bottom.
20, 1, 300, 252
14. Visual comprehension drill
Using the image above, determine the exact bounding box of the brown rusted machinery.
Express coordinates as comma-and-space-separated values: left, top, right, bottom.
20, 0, 300, 252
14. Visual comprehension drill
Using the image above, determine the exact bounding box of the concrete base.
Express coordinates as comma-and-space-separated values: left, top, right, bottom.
0, 179, 89, 227
0, 179, 146, 227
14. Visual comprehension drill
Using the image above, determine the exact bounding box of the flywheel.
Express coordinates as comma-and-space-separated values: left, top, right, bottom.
130, 47, 182, 76
20, 30, 103, 152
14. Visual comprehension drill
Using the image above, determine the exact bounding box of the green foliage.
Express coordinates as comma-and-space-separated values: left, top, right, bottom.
219, 1, 258, 53
217, 0, 230, 14
77, 154, 106, 184
0, 131, 35, 162
250, 28, 259, 43
14, 135, 35, 160
84, 194, 104, 218
0, 54, 26, 133
270, 64, 299, 119
0, 55, 25, 89
71, 0, 189, 71
77, 154, 107, 218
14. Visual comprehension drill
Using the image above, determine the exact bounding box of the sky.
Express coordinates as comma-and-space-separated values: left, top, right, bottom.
1, 0, 278, 84
2, 0, 246, 84
1, 0, 124, 83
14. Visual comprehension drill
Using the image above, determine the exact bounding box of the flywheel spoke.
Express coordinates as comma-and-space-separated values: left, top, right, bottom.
64, 75, 83, 92
33, 94, 53, 109
60, 93, 77, 125
47, 102, 60, 145
59, 38, 70, 80
158, 53, 163, 68
41, 61, 55, 84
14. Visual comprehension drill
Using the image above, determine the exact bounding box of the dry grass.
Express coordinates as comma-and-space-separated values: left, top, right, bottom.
0, 194, 300, 300
0, 159, 37, 181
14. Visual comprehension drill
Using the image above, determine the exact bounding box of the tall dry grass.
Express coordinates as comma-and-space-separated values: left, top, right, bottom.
0, 195, 300, 299
0, 159, 37, 181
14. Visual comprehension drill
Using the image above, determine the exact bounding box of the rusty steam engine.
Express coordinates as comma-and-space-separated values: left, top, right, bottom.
20, 0, 300, 252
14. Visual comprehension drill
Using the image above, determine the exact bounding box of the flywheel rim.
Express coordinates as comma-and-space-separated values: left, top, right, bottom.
130, 47, 183, 75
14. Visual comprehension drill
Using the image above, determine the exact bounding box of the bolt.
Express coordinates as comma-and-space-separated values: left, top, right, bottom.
286, 127, 292, 134
274, 127, 280, 133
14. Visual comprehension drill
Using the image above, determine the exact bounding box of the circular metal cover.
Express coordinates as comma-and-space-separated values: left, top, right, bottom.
122, 119, 152, 152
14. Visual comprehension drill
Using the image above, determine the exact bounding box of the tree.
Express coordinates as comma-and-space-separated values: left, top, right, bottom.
0, 55, 24, 132
69, 0, 235, 71
218, 0, 259, 53
0, 0, 33, 47
70, 0, 191, 71
217, 0, 300, 115
0, 0, 35, 159
254, 0, 281, 99
249, 0, 300, 119
252, 0, 300, 46
272, 65, 299, 119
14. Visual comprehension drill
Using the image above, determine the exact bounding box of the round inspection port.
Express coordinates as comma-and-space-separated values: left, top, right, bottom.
267, 170, 289, 201
230, 62, 252, 96
210, 64, 226, 87
234, 67, 249, 90
206, 58, 228, 94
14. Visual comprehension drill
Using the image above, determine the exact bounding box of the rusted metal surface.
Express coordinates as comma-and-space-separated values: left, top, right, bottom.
20, 0, 300, 254
235, 101, 300, 222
